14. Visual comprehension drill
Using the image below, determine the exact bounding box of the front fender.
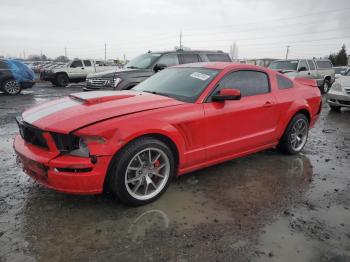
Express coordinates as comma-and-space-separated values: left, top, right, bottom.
74, 117, 186, 165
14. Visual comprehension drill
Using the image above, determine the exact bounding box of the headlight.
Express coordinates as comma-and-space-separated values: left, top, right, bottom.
51, 133, 105, 157
112, 77, 122, 88
331, 82, 343, 92
69, 136, 106, 157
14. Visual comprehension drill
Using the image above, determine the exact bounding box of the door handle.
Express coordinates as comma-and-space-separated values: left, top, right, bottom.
263, 101, 274, 107
81, 68, 84, 70
307, 72, 310, 75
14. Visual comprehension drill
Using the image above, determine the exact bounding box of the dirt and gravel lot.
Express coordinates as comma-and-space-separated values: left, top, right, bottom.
0, 83, 349, 262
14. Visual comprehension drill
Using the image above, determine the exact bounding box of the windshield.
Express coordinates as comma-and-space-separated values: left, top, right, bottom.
125, 53, 162, 69
133, 67, 219, 102
268, 60, 298, 70
334, 67, 347, 74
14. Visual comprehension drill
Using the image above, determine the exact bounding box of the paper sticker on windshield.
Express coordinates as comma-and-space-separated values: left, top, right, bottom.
190, 72, 210, 81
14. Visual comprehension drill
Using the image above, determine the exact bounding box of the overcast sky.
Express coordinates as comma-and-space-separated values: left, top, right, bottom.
1, 0, 350, 61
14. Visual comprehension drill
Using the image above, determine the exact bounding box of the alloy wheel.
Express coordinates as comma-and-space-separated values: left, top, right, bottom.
290, 118, 308, 152
4, 80, 20, 95
125, 147, 170, 201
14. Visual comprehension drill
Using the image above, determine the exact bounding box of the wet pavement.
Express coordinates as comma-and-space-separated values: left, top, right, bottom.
0, 83, 350, 262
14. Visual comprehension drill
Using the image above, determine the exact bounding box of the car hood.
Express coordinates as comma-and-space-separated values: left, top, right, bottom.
87, 68, 148, 78
336, 75, 350, 87
22, 91, 184, 134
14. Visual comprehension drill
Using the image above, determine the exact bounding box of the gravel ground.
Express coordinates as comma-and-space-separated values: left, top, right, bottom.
0, 83, 349, 262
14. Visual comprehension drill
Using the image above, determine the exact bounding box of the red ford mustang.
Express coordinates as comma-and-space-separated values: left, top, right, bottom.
14, 63, 321, 205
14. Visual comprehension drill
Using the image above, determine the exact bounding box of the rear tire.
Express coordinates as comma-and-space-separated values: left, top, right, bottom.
2, 79, 22, 95
278, 114, 309, 155
108, 137, 175, 206
55, 73, 69, 87
329, 105, 341, 111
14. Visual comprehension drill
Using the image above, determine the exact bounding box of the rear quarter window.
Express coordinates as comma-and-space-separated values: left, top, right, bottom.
316, 60, 333, 69
179, 54, 201, 64
277, 74, 294, 89
206, 54, 231, 62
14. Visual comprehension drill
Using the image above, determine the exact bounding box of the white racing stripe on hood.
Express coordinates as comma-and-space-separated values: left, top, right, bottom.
23, 99, 80, 124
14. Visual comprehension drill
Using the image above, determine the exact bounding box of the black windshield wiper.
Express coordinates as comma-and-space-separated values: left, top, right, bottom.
142, 90, 170, 98
126, 66, 140, 69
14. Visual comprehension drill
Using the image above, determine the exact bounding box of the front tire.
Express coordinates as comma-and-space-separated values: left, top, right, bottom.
321, 80, 331, 94
2, 79, 22, 95
108, 137, 175, 206
55, 73, 69, 87
278, 114, 309, 155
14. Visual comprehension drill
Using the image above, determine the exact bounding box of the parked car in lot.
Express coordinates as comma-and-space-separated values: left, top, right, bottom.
333, 66, 348, 78
84, 50, 232, 91
39, 63, 66, 80
327, 68, 350, 110
42, 59, 117, 87
268, 59, 335, 94
14, 62, 321, 205
0, 59, 35, 95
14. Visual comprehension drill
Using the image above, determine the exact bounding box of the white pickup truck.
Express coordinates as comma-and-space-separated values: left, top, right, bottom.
268, 59, 335, 94
42, 59, 117, 87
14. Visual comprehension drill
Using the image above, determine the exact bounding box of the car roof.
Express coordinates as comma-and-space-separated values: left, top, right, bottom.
174, 62, 265, 70
272, 58, 331, 62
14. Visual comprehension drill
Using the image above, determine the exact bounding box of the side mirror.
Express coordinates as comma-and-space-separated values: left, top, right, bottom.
70, 64, 76, 68
298, 66, 307, 72
212, 88, 241, 102
154, 64, 167, 72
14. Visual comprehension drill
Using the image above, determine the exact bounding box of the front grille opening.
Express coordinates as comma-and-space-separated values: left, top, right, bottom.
338, 100, 350, 106
51, 133, 80, 153
55, 167, 92, 173
17, 119, 48, 149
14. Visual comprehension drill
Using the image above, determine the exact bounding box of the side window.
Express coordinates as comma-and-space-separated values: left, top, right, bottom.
83, 60, 92, 67
277, 74, 294, 89
316, 60, 333, 69
71, 60, 83, 68
218, 70, 270, 97
298, 60, 309, 71
0, 61, 8, 69
179, 54, 201, 64
307, 60, 316, 70
156, 54, 179, 67
206, 54, 231, 62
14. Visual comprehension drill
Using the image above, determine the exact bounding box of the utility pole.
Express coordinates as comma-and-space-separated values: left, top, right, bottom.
285, 45, 290, 59
179, 31, 182, 50
23, 50, 26, 59
64, 47, 67, 58
104, 43, 107, 63
123, 54, 126, 63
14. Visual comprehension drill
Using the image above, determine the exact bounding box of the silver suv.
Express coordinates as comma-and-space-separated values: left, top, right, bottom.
268, 59, 335, 94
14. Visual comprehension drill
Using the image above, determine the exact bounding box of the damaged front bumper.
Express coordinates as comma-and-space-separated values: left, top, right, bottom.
14, 135, 112, 194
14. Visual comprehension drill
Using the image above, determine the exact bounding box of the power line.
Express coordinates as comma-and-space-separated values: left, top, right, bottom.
184, 7, 350, 31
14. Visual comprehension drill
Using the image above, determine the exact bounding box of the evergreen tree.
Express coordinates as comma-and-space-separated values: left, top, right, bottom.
335, 44, 348, 66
